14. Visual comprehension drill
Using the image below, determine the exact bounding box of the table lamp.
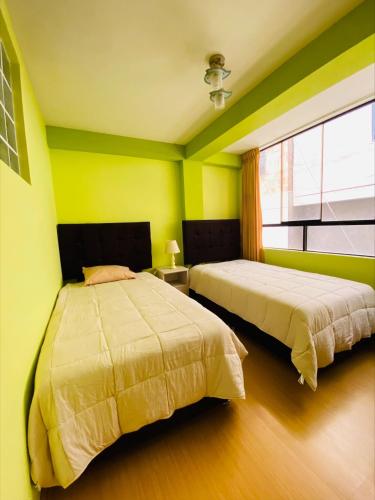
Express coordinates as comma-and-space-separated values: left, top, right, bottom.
165, 240, 180, 269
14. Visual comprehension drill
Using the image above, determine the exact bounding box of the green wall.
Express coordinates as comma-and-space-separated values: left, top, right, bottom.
264, 249, 375, 288
203, 165, 240, 219
50, 151, 240, 268
50, 149, 185, 268
46, 125, 185, 161
180, 159, 240, 221
0, 3, 61, 500
181, 159, 204, 220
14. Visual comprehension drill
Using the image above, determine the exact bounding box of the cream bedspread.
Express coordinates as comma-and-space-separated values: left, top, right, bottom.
28, 272, 247, 488
190, 260, 375, 391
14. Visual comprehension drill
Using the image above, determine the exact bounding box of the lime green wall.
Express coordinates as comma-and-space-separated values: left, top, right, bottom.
181, 159, 240, 220
51, 152, 240, 270
0, 3, 61, 500
203, 165, 240, 219
50, 149, 184, 268
264, 249, 375, 288
46, 126, 185, 161
204, 152, 241, 169
181, 160, 204, 220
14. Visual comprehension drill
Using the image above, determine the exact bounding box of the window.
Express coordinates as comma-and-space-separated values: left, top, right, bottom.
0, 41, 19, 174
0, 9, 30, 182
260, 102, 375, 257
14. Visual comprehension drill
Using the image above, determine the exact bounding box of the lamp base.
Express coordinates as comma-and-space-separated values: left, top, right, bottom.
170, 254, 176, 269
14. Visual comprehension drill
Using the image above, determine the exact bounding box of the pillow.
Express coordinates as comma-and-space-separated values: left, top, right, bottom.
82, 265, 136, 286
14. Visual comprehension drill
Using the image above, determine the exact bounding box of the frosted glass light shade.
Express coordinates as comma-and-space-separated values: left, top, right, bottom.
165, 240, 180, 254
209, 89, 232, 111
209, 69, 223, 91
214, 91, 225, 110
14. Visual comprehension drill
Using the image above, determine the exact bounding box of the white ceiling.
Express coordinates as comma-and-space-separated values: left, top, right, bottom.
224, 65, 375, 154
7, 0, 363, 144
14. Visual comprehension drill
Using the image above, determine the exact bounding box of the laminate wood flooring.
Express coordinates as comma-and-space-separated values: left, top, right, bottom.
42, 325, 374, 500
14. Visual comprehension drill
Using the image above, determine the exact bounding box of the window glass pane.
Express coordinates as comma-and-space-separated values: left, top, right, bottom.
3, 79, 13, 117
0, 137, 9, 164
1, 44, 11, 85
282, 126, 322, 221
307, 225, 375, 257
262, 226, 303, 250
260, 144, 281, 223
0, 78, 4, 106
5, 114, 16, 151
9, 149, 19, 174
0, 105, 6, 140
322, 104, 375, 220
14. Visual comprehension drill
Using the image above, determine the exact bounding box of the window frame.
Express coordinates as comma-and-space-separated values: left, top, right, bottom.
261, 100, 375, 258
0, 9, 30, 183
1, 41, 20, 173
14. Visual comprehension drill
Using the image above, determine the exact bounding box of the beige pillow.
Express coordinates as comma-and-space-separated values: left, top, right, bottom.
82, 265, 136, 285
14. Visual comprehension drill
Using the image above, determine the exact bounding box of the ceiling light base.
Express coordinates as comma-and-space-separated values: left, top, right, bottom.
208, 54, 226, 69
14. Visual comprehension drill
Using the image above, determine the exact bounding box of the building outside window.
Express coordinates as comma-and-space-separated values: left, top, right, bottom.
260, 102, 375, 257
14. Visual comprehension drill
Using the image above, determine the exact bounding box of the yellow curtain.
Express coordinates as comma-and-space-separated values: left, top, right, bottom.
241, 148, 264, 262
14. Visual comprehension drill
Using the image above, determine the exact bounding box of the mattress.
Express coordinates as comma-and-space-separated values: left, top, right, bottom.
28, 272, 247, 488
190, 260, 375, 390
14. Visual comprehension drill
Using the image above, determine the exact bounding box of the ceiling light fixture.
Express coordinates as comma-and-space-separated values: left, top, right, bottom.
204, 54, 232, 110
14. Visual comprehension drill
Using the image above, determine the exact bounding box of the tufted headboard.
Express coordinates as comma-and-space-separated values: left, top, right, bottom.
57, 222, 152, 281
182, 219, 240, 266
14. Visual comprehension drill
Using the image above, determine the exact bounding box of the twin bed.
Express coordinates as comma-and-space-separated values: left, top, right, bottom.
28, 223, 247, 488
183, 220, 374, 391
28, 220, 374, 489
189, 259, 374, 390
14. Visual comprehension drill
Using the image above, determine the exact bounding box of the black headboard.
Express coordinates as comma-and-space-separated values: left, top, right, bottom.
182, 219, 240, 266
57, 222, 152, 281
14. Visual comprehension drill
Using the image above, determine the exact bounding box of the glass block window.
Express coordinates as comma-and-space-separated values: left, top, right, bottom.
0, 40, 20, 175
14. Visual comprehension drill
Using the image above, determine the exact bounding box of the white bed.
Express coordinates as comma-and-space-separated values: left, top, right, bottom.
28, 272, 247, 489
190, 259, 375, 390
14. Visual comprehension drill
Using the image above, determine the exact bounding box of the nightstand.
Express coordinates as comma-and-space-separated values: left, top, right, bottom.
155, 266, 189, 295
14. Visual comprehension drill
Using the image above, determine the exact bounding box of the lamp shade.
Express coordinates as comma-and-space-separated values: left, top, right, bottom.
165, 240, 180, 254
214, 91, 225, 110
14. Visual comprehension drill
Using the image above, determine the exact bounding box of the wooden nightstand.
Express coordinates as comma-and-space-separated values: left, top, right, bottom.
155, 266, 189, 295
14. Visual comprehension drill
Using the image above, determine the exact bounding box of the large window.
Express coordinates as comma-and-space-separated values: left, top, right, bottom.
260, 102, 375, 257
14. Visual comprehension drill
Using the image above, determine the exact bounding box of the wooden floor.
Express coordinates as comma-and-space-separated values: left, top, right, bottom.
43, 323, 374, 500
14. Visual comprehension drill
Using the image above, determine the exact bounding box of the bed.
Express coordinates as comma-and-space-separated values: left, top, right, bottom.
183, 219, 375, 391
28, 223, 247, 489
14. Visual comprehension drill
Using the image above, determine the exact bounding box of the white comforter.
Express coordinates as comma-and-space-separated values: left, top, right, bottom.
28, 272, 247, 488
190, 260, 375, 390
